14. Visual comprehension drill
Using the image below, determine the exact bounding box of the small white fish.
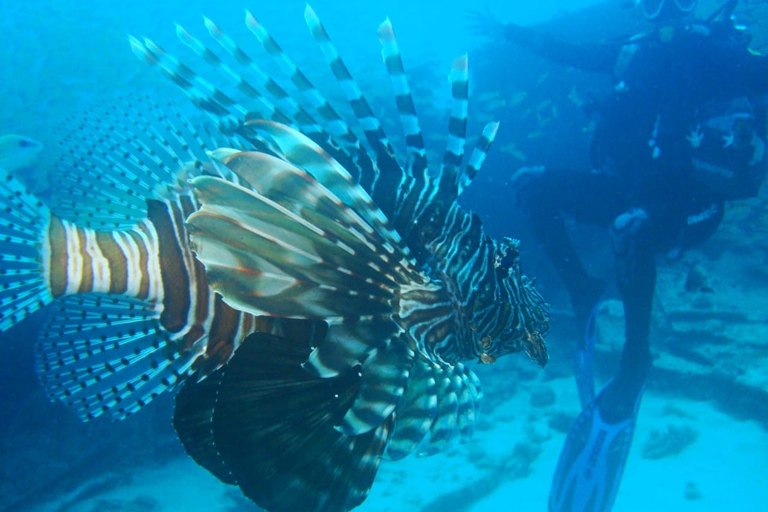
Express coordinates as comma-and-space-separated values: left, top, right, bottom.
526, 130, 544, 140
568, 86, 584, 108
500, 142, 528, 162
0, 135, 43, 172
475, 90, 503, 103
507, 90, 528, 108
482, 98, 507, 112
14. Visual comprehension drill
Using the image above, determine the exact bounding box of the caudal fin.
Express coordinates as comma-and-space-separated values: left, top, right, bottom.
0, 169, 53, 332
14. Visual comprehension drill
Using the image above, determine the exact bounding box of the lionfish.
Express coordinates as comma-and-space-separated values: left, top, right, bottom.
0, 6, 549, 512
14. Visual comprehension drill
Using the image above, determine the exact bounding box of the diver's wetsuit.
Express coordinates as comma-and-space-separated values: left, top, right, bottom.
509, 19, 768, 419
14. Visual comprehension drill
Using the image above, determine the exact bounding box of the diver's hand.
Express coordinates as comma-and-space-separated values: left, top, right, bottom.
465, 9, 507, 42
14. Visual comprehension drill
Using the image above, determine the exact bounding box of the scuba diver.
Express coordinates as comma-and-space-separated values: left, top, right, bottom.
471, 0, 767, 511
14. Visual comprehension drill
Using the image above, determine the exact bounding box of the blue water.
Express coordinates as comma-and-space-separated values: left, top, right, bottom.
1, 1, 767, 511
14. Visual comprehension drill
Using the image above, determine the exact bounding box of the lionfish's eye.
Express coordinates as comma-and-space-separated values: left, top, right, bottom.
500, 252, 515, 269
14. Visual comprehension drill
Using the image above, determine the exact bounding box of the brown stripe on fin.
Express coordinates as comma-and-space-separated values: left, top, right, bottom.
174, 329, 392, 512
187, 172, 418, 322
192, 294, 242, 376
75, 228, 94, 294
95, 231, 128, 295
47, 215, 69, 298
146, 198, 190, 332
205, 150, 415, 286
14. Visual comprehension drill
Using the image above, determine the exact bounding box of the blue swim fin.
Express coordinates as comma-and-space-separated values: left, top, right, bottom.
575, 303, 599, 408
549, 378, 644, 512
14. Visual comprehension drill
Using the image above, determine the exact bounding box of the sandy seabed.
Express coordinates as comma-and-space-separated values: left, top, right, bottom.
27, 373, 767, 512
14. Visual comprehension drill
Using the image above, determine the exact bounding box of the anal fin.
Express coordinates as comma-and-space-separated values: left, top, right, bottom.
174, 329, 393, 512
172, 368, 234, 484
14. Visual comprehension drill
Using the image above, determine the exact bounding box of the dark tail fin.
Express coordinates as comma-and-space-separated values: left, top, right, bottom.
174, 321, 393, 512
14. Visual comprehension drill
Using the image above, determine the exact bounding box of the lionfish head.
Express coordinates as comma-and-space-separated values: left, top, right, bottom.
477, 237, 550, 367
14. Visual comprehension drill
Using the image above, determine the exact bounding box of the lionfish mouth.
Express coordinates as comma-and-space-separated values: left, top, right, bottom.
523, 329, 549, 367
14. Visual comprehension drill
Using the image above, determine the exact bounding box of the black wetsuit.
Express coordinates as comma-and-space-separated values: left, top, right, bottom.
507, 19, 768, 417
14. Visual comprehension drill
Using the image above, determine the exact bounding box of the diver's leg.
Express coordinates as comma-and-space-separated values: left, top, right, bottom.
549, 207, 653, 512
515, 166, 615, 325
529, 197, 605, 407
604, 207, 654, 418
516, 166, 619, 407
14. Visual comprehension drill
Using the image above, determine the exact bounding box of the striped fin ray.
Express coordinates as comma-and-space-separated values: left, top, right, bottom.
303, 6, 401, 189
303, 5, 423, 228
52, 96, 216, 228
385, 358, 438, 460
36, 295, 204, 420
385, 360, 483, 459
395, 63, 491, 252
337, 335, 413, 435
129, 35, 245, 133
424, 362, 482, 455
421, 363, 458, 454
458, 121, 500, 194
244, 11, 362, 151
0, 169, 53, 332
453, 362, 482, 439
173, 23, 294, 127
387, 55, 493, 252
199, 16, 323, 135
202, 11, 382, 195
441, 55, 469, 183
377, 18, 427, 180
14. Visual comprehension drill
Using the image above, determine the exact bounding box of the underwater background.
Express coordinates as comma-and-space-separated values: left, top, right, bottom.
1, 0, 767, 511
